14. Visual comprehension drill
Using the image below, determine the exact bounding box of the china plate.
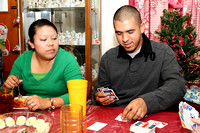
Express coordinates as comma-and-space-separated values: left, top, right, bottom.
13, 107, 29, 110
13, 96, 29, 109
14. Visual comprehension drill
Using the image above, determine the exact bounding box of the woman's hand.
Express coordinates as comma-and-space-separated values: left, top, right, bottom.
24, 95, 51, 111
2, 75, 23, 90
191, 118, 200, 133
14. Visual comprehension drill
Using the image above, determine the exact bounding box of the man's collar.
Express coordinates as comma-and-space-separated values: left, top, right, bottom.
117, 33, 153, 59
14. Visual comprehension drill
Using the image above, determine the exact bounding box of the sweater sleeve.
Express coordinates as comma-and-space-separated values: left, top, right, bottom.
9, 54, 23, 77
2, 53, 26, 95
60, 93, 69, 104
64, 53, 82, 81
92, 54, 111, 105
63, 52, 82, 104
140, 47, 186, 114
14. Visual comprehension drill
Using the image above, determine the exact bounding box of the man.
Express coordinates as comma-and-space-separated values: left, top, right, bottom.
92, 5, 186, 121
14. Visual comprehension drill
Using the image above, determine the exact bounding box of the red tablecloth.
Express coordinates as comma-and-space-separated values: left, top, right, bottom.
83, 106, 192, 133
28, 105, 192, 133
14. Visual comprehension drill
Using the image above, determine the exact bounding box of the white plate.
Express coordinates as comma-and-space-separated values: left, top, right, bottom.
13, 96, 29, 109
13, 105, 28, 109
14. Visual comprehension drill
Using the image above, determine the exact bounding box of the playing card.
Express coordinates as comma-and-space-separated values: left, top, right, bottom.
147, 120, 168, 128
115, 113, 129, 122
184, 102, 199, 119
97, 87, 104, 92
87, 122, 107, 131
102, 87, 109, 92
130, 121, 156, 133
103, 89, 119, 101
97, 87, 109, 92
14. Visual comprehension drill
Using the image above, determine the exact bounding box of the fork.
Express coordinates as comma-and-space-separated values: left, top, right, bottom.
16, 76, 23, 98
17, 85, 23, 98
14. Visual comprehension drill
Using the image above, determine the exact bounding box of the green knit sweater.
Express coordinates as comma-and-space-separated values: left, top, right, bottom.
10, 48, 82, 104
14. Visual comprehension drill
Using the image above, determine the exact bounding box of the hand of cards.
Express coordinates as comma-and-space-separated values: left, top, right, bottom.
97, 87, 119, 101
179, 101, 199, 131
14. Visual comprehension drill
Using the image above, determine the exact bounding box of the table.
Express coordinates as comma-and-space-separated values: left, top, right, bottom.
84, 106, 192, 133
22, 105, 191, 133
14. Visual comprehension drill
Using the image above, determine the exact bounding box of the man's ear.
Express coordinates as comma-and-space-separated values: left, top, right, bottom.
140, 22, 145, 34
28, 40, 34, 49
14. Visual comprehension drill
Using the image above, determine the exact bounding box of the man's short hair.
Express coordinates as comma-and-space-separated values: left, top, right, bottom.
113, 5, 142, 26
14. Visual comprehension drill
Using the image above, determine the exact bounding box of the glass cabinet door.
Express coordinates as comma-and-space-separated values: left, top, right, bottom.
91, 0, 101, 92
22, 0, 86, 78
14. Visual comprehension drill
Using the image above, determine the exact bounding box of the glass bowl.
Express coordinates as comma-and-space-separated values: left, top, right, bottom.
0, 112, 53, 133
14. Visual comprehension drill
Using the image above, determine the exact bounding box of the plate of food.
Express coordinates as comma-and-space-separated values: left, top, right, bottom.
0, 112, 53, 133
13, 96, 29, 109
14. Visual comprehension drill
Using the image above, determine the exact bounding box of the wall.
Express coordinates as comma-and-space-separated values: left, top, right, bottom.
101, 0, 129, 55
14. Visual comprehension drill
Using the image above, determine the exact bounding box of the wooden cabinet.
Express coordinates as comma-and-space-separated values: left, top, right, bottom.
19, 0, 101, 98
0, 0, 21, 80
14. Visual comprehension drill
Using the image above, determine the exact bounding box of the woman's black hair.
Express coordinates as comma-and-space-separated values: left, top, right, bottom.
28, 19, 58, 43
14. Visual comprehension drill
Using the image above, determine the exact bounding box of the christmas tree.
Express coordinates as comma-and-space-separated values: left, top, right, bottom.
155, 9, 200, 83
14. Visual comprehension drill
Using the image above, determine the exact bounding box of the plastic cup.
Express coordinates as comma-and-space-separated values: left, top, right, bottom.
60, 104, 83, 133
67, 79, 87, 116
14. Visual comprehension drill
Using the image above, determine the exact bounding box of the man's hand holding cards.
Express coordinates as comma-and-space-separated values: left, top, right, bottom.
97, 87, 119, 101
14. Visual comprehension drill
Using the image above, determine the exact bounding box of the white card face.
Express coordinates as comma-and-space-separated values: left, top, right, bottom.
115, 113, 129, 122
87, 122, 107, 131
130, 121, 156, 133
147, 120, 168, 128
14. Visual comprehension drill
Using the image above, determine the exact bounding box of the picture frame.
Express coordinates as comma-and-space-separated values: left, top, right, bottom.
0, 0, 8, 12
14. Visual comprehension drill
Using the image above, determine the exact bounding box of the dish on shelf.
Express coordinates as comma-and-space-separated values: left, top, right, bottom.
13, 96, 29, 109
0, 112, 53, 133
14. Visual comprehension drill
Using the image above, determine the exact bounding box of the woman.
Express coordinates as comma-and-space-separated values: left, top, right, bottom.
2, 19, 82, 111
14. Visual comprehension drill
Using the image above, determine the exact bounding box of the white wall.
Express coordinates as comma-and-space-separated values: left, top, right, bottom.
101, 0, 129, 55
